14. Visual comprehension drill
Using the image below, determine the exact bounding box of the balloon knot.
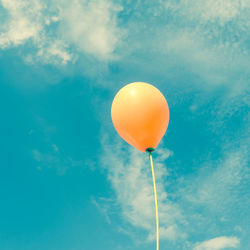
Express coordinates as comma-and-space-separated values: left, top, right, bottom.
146, 147, 155, 153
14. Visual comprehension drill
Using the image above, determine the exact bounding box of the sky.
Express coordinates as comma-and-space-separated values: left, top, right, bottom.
0, 0, 249, 249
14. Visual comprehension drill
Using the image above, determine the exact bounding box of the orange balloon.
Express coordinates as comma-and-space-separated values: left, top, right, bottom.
111, 82, 169, 152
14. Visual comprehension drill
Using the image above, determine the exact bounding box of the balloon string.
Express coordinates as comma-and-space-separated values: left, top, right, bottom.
149, 152, 159, 250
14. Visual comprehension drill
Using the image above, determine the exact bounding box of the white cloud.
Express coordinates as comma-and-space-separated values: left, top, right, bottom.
35, 40, 73, 64
59, 0, 123, 60
0, 0, 123, 63
160, 0, 250, 93
148, 224, 185, 241
100, 136, 186, 241
0, 0, 69, 64
0, 0, 44, 47
165, 0, 250, 27
189, 0, 242, 25
194, 236, 240, 250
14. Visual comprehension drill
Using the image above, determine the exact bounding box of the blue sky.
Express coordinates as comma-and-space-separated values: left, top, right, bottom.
0, 0, 249, 249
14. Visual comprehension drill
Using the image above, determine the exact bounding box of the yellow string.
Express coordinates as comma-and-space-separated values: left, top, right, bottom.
149, 152, 159, 250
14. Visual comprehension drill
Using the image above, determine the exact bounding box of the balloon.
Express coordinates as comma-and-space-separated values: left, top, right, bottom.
111, 82, 169, 152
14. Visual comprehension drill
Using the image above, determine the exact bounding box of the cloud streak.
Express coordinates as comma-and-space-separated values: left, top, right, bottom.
100, 136, 186, 242
194, 236, 240, 250
32, 143, 82, 175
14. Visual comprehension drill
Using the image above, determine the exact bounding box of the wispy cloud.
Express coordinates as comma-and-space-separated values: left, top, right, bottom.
30, 117, 83, 175
100, 136, 186, 242
1, 0, 249, 98
164, 0, 250, 35
0, 0, 123, 64
194, 236, 240, 250
183, 138, 249, 213
0, 0, 72, 64
169, 133, 250, 247
32, 143, 82, 175
91, 196, 113, 224
58, 0, 124, 60
112, 0, 250, 98
160, 0, 250, 93
0, 0, 44, 47
96, 111, 249, 247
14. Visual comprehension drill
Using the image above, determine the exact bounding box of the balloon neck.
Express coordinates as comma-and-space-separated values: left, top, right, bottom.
146, 147, 155, 153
